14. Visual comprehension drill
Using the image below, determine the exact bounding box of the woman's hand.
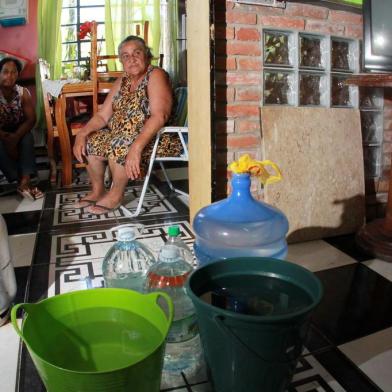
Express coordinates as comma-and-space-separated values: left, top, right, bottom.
125, 143, 143, 180
73, 132, 87, 163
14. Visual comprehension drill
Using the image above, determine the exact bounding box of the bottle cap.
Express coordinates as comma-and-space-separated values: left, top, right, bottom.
168, 226, 180, 237
117, 226, 137, 241
160, 244, 179, 260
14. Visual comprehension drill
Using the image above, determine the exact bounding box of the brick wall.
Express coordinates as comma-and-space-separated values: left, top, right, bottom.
213, 1, 369, 202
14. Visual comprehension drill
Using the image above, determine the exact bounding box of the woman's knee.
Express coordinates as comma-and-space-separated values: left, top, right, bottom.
18, 132, 34, 149
87, 154, 106, 164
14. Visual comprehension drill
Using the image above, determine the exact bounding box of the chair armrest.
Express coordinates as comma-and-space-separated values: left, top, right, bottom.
159, 126, 188, 135
155, 126, 189, 161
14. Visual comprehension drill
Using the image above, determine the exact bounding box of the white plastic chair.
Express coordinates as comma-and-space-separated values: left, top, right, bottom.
128, 87, 188, 218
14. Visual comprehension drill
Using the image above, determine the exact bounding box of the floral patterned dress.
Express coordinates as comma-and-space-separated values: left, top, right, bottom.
86, 66, 181, 174
0, 84, 24, 132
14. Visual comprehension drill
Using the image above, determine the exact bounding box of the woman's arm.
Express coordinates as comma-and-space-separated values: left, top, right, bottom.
14, 88, 36, 139
73, 78, 121, 163
125, 68, 172, 179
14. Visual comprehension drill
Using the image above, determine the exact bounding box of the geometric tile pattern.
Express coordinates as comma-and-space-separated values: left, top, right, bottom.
290, 356, 345, 391
54, 184, 178, 226
2, 178, 391, 392
47, 220, 194, 297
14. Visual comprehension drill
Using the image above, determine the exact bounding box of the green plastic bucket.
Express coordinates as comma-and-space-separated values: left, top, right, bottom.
186, 257, 323, 392
11, 288, 173, 392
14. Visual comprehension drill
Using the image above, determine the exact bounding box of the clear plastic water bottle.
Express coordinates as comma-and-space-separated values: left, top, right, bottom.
145, 244, 203, 374
102, 224, 156, 292
163, 225, 194, 265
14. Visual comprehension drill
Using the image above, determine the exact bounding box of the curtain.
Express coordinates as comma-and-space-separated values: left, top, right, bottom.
35, 0, 63, 135
104, 0, 179, 81
160, 0, 178, 82
104, 0, 161, 71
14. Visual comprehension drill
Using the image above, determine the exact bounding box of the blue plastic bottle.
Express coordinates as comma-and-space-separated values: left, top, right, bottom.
193, 173, 289, 266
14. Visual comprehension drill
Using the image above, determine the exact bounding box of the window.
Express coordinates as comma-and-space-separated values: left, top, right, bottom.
262, 29, 381, 179
61, 0, 106, 77
262, 29, 360, 107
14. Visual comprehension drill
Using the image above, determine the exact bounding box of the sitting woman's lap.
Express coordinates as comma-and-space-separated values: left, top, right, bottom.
0, 132, 36, 182
86, 128, 133, 166
86, 127, 182, 176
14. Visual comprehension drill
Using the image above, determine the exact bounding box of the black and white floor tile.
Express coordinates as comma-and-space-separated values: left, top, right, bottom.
1, 173, 392, 391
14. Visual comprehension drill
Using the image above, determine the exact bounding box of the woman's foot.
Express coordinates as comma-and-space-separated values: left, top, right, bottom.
74, 191, 105, 209
17, 184, 44, 201
86, 192, 123, 215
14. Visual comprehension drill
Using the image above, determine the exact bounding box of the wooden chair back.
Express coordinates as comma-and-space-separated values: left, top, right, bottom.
38, 58, 89, 185
90, 21, 163, 114
38, 58, 58, 182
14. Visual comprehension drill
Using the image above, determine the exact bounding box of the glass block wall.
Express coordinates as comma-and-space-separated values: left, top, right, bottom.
212, 1, 388, 206
262, 29, 359, 108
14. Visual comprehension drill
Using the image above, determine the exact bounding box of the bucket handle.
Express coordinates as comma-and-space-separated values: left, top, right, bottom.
146, 292, 174, 324
213, 315, 303, 364
11, 303, 36, 342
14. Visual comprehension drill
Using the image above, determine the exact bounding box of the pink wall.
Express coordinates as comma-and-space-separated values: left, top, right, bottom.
0, 0, 38, 79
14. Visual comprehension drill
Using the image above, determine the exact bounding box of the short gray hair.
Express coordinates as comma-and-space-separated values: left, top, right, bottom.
117, 36, 153, 60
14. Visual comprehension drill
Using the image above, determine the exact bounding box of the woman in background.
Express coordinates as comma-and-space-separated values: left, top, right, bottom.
0, 57, 43, 200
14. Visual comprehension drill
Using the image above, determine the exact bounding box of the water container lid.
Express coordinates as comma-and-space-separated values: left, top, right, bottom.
160, 244, 179, 260
117, 226, 137, 241
168, 226, 180, 237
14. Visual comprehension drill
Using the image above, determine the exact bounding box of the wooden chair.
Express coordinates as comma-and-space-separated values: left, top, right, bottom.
90, 21, 163, 114
38, 59, 58, 182
90, 22, 123, 114
38, 59, 89, 185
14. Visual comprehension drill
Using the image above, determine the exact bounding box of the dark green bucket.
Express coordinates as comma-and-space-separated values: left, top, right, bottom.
186, 257, 323, 392
11, 289, 173, 392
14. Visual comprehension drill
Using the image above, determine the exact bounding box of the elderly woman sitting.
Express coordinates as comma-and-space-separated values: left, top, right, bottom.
73, 35, 181, 215
0, 57, 43, 200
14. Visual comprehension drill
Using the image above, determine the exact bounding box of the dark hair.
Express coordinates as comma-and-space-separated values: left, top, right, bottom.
118, 35, 153, 61
0, 57, 23, 73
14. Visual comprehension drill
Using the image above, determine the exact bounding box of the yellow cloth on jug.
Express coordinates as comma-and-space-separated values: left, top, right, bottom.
228, 154, 282, 185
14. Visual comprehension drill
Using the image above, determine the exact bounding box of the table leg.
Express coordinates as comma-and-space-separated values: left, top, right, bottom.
54, 95, 73, 187
356, 170, 392, 261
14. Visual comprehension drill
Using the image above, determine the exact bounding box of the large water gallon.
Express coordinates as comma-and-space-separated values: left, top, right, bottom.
193, 173, 289, 266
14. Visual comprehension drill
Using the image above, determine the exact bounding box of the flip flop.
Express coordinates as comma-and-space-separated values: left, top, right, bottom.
86, 203, 122, 216
30, 187, 44, 200
17, 186, 35, 201
73, 198, 97, 209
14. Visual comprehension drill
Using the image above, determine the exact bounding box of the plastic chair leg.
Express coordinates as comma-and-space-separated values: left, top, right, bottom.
159, 162, 189, 197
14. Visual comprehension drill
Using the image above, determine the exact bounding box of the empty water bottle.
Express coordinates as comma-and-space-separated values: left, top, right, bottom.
162, 225, 194, 265
145, 244, 203, 374
102, 224, 156, 292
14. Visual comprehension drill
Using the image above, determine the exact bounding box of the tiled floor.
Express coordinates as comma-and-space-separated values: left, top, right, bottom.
1, 172, 392, 391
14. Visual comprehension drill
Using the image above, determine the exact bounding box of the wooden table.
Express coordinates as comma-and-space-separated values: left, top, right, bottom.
54, 81, 93, 187
347, 73, 392, 261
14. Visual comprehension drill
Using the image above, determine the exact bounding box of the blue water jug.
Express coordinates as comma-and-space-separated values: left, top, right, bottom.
193, 173, 289, 266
